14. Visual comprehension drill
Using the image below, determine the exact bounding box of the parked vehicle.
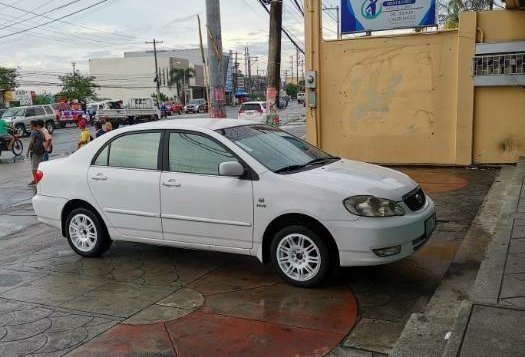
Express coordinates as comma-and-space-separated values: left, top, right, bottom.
297, 92, 305, 104
87, 101, 108, 124
96, 98, 160, 129
1, 105, 56, 136
32, 119, 436, 288
166, 102, 184, 115
184, 99, 207, 114
238, 101, 267, 123
54, 102, 84, 128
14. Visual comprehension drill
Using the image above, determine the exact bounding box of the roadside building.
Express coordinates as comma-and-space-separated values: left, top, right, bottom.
89, 49, 231, 104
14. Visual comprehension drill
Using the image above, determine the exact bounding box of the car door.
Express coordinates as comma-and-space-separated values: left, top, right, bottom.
23, 107, 37, 130
88, 131, 163, 240
160, 131, 254, 249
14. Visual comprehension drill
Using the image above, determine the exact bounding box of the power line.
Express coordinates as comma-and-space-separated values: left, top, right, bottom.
0, 0, 84, 31
256, 0, 305, 54
0, 0, 135, 41
0, 0, 124, 40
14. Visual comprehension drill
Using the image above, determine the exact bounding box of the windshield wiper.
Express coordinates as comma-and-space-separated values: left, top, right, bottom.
274, 157, 340, 174
274, 164, 307, 173
305, 156, 340, 166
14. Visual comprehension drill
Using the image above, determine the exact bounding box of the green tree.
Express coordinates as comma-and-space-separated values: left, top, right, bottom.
57, 72, 98, 102
32, 93, 54, 105
151, 92, 169, 102
168, 68, 195, 104
0, 67, 18, 90
285, 83, 298, 98
438, 0, 493, 29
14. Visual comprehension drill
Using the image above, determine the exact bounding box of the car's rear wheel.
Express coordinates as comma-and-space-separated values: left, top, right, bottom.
66, 208, 111, 257
270, 225, 330, 288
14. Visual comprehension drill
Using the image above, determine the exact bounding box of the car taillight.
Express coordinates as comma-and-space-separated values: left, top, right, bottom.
257, 108, 263, 114
35, 170, 44, 184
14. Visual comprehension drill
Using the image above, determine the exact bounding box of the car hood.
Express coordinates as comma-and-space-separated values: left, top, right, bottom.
287, 159, 418, 201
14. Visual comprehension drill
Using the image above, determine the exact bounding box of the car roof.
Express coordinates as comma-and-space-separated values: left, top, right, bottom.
116, 118, 256, 133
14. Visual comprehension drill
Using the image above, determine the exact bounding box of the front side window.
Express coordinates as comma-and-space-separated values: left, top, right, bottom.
218, 125, 334, 173
25, 108, 36, 117
93, 132, 161, 170
44, 106, 53, 115
168, 132, 235, 175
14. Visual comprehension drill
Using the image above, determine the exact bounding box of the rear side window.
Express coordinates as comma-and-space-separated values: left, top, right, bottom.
92, 132, 161, 170
44, 106, 53, 115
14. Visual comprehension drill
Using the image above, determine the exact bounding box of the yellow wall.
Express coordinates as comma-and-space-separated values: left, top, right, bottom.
318, 31, 459, 164
474, 87, 525, 163
306, 6, 525, 165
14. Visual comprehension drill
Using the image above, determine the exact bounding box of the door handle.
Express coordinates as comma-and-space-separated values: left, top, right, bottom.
90, 173, 107, 181
162, 179, 181, 187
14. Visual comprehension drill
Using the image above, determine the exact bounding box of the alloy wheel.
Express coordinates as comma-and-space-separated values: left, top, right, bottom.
69, 214, 98, 252
276, 233, 321, 282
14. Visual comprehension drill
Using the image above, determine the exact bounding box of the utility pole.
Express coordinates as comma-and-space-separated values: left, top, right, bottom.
232, 51, 238, 106
296, 49, 300, 86
71, 61, 77, 101
290, 55, 294, 86
145, 39, 163, 104
206, 0, 226, 118
322, 6, 341, 39
266, 0, 283, 125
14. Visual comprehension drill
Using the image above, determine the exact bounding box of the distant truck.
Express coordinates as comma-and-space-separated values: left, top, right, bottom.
297, 92, 305, 104
96, 98, 160, 128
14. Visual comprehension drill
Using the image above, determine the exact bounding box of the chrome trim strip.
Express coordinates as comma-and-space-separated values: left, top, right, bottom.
161, 213, 252, 227
104, 208, 159, 218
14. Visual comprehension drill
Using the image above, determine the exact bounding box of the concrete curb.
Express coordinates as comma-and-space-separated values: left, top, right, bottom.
390, 165, 516, 357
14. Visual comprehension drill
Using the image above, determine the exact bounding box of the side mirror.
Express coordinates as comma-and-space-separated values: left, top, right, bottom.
219, 161, 245, 177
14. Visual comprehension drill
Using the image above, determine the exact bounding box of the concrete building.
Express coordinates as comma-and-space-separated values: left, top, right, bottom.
304, 4, 525, 165
89, 49, 231, 104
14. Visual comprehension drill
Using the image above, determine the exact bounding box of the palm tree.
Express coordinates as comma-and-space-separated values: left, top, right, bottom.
168, 68, 195, 104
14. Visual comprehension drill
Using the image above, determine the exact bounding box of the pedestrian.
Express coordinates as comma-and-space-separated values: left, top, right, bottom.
95, 121, 105, 138
37, 120, 53, 161
105, 121, 113, 133
26, 120, 45, 185
77, 120, 91, 149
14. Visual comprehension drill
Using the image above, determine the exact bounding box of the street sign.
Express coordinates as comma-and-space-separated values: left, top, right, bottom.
341, 0, 436, 34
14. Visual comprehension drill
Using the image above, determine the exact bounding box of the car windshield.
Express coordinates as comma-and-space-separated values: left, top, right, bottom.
218, 125, 337, 173
3, 107, 25, 117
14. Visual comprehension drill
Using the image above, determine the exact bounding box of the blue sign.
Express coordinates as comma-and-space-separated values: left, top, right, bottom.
341, 0, 436, 34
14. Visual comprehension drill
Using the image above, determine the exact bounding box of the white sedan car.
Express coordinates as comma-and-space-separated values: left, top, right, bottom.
32, 119, 436, 287
237, 101, 267, 123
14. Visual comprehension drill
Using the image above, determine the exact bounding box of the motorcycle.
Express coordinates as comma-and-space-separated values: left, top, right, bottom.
0, 128, 23, 158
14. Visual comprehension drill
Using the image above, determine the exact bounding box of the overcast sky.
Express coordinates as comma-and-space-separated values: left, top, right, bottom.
0, 0, 341, 91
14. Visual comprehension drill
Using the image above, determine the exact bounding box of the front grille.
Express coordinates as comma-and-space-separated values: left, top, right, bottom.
403, 187, 426, 212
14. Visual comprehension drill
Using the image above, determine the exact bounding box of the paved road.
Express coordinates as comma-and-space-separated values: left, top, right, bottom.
0, 107, 498, 356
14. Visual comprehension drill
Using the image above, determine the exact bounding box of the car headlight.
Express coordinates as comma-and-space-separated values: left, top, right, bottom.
344, 196, 405, 217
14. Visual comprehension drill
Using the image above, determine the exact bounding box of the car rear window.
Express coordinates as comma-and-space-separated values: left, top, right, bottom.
242, 103, 262, 111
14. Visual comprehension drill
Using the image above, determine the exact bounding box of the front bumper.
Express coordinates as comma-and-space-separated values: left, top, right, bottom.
323, 197, 436, 266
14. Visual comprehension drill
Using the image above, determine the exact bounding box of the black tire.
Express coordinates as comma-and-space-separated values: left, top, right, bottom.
112, 121, 120, 129
45, 121, 55, 134
270, 225, 330, 288
178, 109, 182, 115
15, 123, 27, 137
11, 139, 23, 156
65, 207, 110, 257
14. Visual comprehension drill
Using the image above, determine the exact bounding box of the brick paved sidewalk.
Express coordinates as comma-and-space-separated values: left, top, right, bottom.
442, 158, 525, 356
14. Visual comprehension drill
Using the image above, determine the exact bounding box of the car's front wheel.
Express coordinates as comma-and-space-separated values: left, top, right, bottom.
270, 225, 330, 288
66, 208, 111, 257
